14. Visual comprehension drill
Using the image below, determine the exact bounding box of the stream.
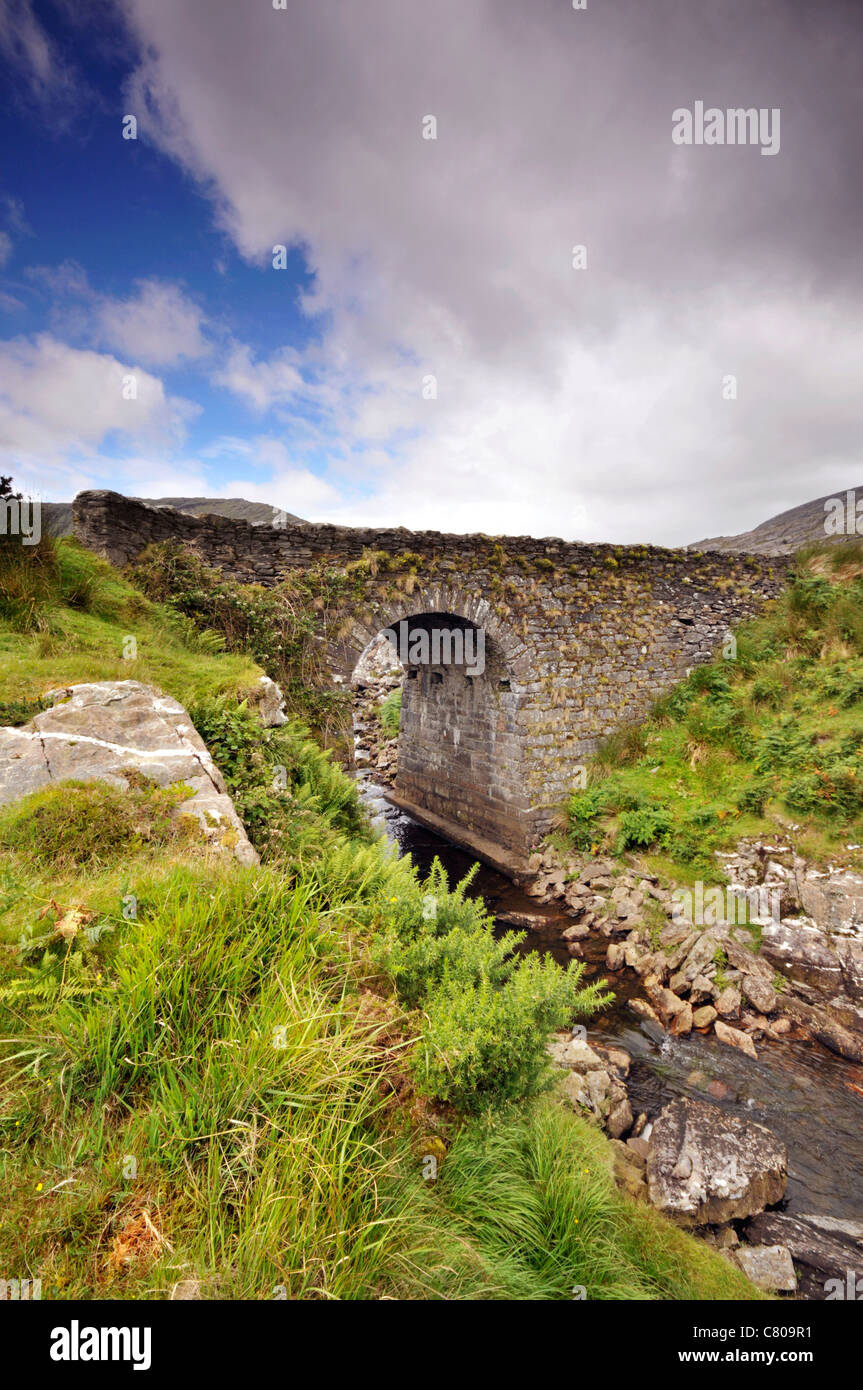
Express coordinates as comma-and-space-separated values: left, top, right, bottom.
357, 773, 863, 1230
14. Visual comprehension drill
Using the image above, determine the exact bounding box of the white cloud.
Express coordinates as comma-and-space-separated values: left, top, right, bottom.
7, 0, 863, 538
95, 279, 209, 367
0, 0, 68, 99
0, 333, 197, 493
0, 231, 12, 268
110, 0, 863, 541
212, 343, 304, 411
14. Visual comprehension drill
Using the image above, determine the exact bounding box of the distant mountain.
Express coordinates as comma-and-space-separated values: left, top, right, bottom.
689, 485, 862, 555
42, 496, 304, 538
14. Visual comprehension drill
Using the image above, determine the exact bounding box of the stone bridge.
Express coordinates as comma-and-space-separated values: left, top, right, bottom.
74, 491, 790, 872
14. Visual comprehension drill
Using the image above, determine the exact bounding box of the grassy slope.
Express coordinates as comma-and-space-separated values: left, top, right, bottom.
0, 538, 759, 1300
0, 537, 260, 713
560, 546, 863, 877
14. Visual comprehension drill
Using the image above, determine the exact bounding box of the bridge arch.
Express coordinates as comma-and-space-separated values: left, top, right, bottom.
72, 491, 791, 871
330, 585, 534, 869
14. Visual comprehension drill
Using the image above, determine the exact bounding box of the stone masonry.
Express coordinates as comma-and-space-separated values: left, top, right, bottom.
74, 491, 791, 868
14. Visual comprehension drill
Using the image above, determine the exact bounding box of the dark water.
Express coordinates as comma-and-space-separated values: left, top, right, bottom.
358, 773, 863, 1226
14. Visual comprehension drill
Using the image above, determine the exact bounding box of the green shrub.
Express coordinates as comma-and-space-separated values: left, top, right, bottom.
750, 674, 784, 708
371, 860, 610, 1108
190, 694, 369, 856
129, 541, 352, 738
566, 786, 604, 850
414, 953, 609, 1111
736, 778, 772, 816
0, 694, 50, 726
378, 686, 402, 737
615, 805, 672, 852
754, 720, 814, 776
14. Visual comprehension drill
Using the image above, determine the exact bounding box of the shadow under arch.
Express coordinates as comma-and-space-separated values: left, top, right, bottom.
331, 584, 533, 870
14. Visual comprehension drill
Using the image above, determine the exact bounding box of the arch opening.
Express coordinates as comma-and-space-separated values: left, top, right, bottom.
348, 609, 531, 867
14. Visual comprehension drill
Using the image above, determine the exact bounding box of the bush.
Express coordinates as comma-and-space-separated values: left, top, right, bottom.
371, 860, 610, 1108
614, 805, 671, 853
736, 778, 772, 816
750, 674, 784, 709
129, 541, 352, 739
754, 720, 814, 776
566, 787, 604, 850
415, 953, 609, 1111
190, 694, 369, 856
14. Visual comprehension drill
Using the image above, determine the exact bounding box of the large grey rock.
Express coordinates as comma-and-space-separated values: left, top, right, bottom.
546, 1036, 604, 1073
646, 1097, 786, 1227
745, 1211, 863, 1299
733, 1244, 796, 1292
0, 681, 258, 866
800, 868, 863, 938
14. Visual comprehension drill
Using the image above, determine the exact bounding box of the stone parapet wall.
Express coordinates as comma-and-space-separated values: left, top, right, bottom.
73, 489, 791, 861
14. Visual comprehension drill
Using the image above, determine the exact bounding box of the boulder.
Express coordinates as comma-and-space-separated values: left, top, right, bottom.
746, 1210, 863, 1299
606, 1093, 633, 1140
559, 1071, 591, 1109
689, 974, 716, 1004
675, 927, 727, 988
248, 674, 287, 727
669, 1002, 693, 1036
692, 1004, 717, 1029
610, 1140, 649, 1201
605, 942, 626, 971
562, 921, 590, 941
742, 974, 779, 1015
586, 1068, 612, 1110
800, 868, 863, 938
628, 998, 661, 1025
733, 1244, 796, 1293
498, 910, 553, 932
714, 985, 742, 1019
547, 1037, 604, 1073
714, 1020, 758, 1060
646, 1097, 786, 1227
0, 680, 257, 865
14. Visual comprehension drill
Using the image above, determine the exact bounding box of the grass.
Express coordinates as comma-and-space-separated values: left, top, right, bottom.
0, 524, 765, 1300
0, 778, 192, 873
562, 550, 863, 876
0, 847, 760, 1301
0, 535, 261, 710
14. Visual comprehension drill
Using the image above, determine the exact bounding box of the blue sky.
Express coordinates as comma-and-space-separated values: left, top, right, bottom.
1, 0, 861, 542
0, 2, 338, 510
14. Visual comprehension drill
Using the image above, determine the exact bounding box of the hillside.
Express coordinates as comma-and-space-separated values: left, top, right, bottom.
560, 543, 863, 871
690, 484, 862, 555
41, 496, 304, 538
0, 530, 758, 1302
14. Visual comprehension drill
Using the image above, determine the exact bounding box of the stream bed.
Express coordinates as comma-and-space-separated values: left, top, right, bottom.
358, 773, 863, 1229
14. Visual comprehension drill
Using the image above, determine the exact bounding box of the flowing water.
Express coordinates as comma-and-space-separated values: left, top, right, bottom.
358, 773, 863, 1226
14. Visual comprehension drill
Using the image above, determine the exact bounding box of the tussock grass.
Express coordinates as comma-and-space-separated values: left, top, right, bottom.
0, 850, 761, 1301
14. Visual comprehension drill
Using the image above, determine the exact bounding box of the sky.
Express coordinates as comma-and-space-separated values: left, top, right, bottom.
0, 0, 861, 544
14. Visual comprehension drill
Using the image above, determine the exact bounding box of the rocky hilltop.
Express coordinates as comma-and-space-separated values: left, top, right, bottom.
42, 495, 303, 538
690, 483, 863, 555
